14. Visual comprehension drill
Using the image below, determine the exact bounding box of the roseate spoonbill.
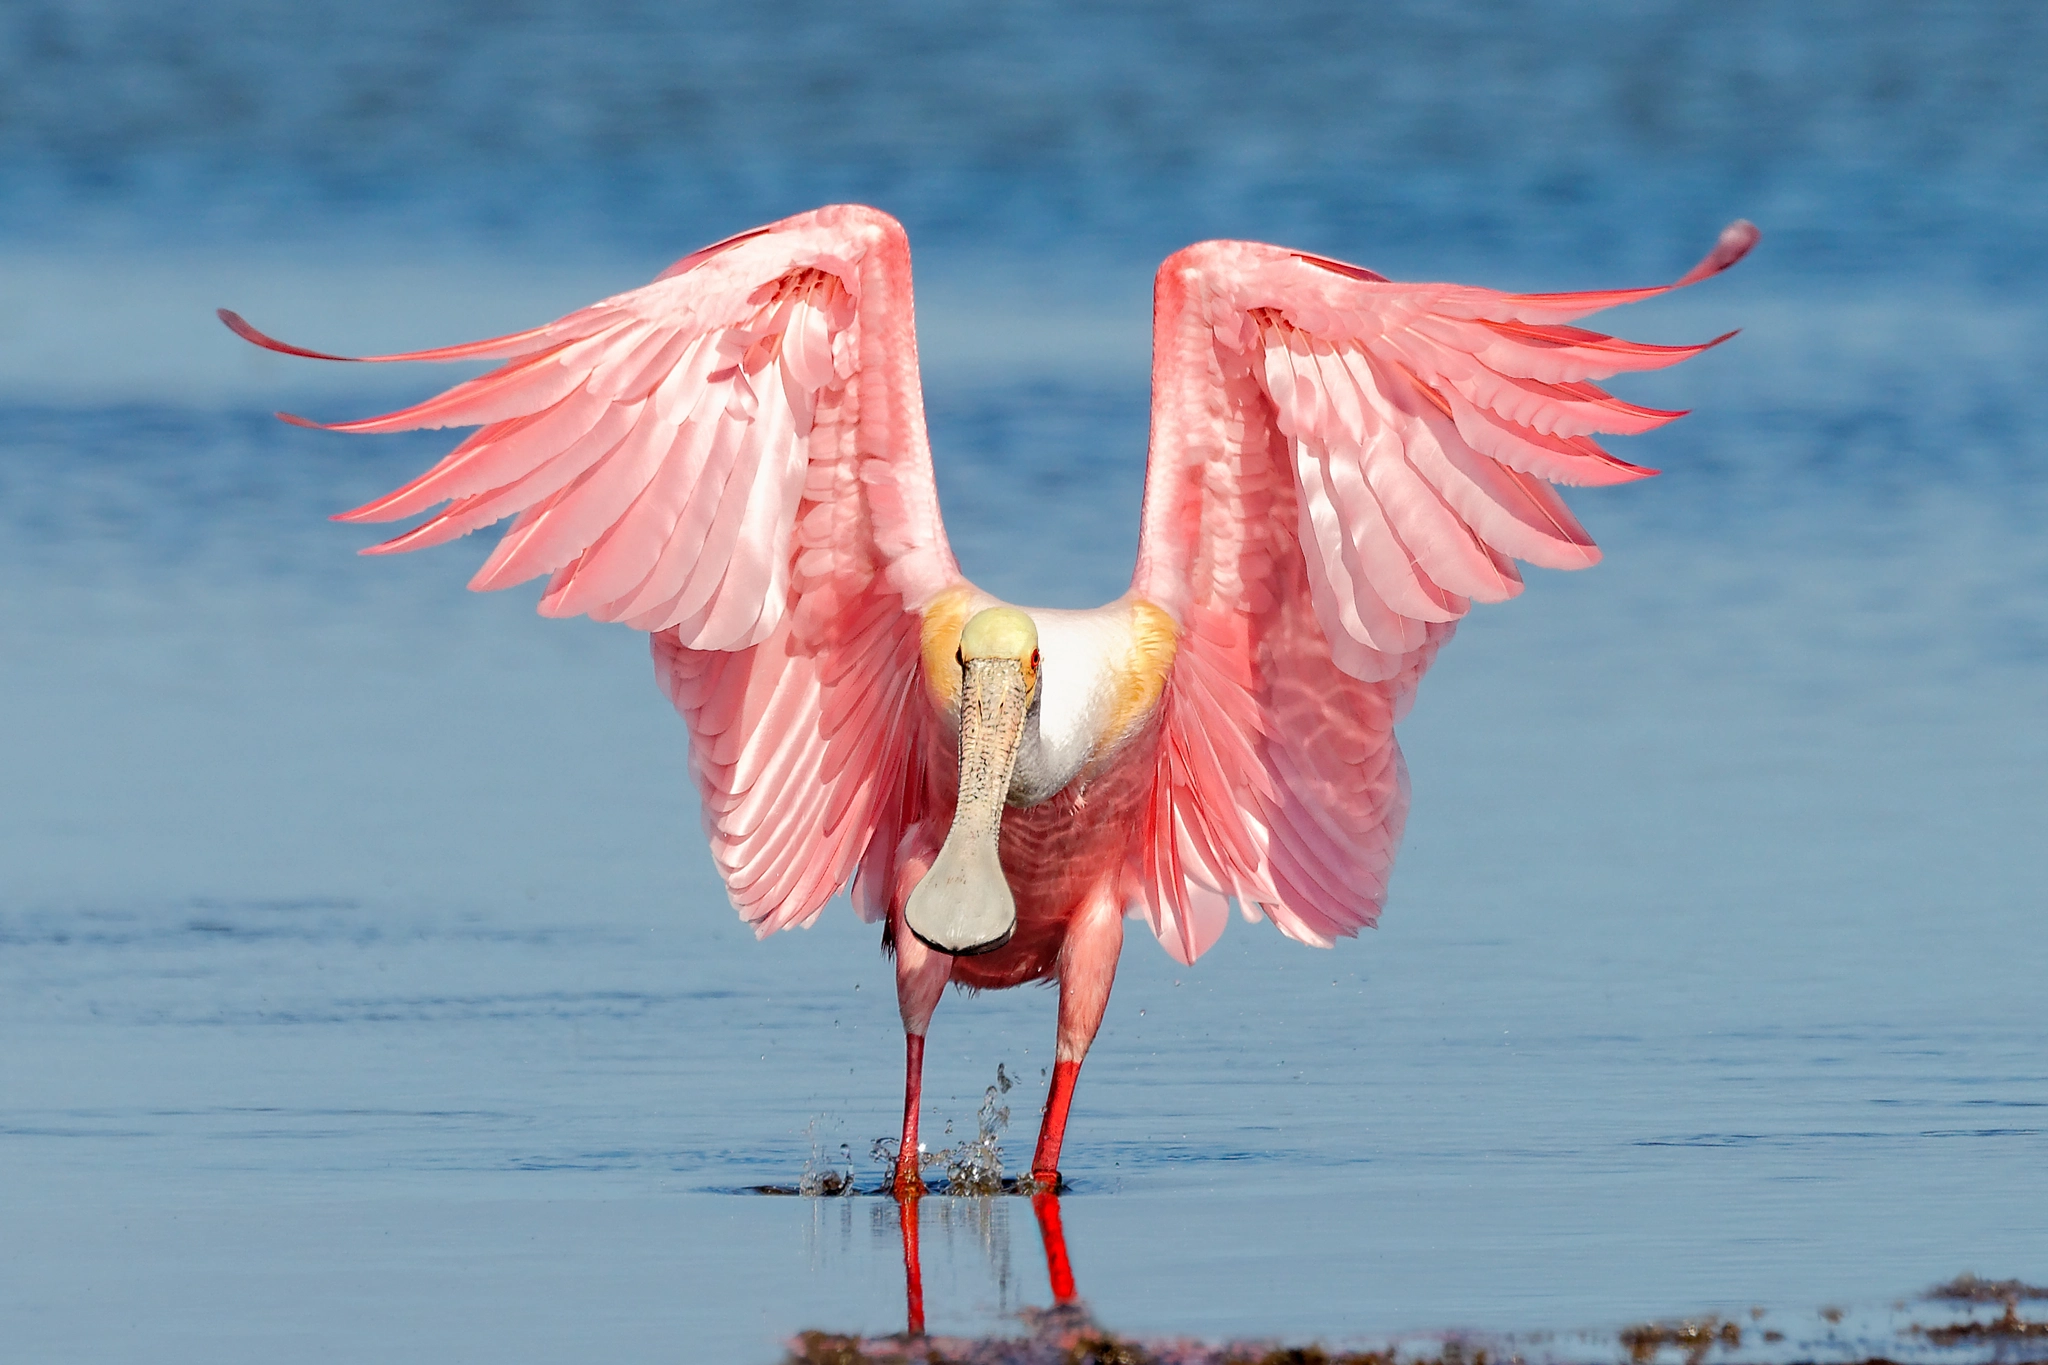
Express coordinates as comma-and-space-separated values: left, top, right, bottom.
220, 204, 1754, 1196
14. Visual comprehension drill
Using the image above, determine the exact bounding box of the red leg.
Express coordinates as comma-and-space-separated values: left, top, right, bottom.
1030, 1060, 1080, 1185
1029, 893, 1123, 1186
1029, 1189, 1078, 1304
894, 1034, 927, 1198
892, 903, 950, 1198
897, 1193, 926, 1336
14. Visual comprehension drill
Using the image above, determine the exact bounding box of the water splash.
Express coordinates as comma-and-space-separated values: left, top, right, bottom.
939, 1064, 1014, 1195
869, 1063, 1016, 1195
797, 1119, 856, 1197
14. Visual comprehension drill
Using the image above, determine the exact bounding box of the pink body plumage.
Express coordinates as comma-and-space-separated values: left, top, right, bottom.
221, 204, 1754, 1194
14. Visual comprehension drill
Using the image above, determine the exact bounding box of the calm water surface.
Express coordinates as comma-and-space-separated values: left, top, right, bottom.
4, 323, 2044, 1360
2, 4, 2045, 1361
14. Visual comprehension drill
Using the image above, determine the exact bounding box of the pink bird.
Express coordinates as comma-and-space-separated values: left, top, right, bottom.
221, 204, 1754, 1197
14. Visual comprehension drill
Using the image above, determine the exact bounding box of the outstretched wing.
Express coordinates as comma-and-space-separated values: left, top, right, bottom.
223, 204, 964, 934
1127, 222, 1757, 963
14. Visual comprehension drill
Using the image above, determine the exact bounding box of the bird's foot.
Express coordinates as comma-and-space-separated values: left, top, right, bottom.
891, 1158, 926, 1199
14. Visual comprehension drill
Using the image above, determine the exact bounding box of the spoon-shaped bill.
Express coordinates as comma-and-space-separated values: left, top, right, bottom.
903, 657, 1030, 955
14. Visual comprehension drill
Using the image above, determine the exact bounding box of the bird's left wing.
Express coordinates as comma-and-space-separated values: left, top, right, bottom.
223, 204, 962, 934
1126, 223, 1756, 963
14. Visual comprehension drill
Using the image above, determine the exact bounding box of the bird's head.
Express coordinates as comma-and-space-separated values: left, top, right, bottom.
956, 605, 1041, 705
904, 606, 1040, 957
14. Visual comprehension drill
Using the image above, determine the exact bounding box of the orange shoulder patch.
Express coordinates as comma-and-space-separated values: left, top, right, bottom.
918, 586, 977, 713
1105, 598, 1180, 741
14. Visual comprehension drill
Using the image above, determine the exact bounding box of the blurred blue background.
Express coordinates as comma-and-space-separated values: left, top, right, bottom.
4, 0, 2043, 279
2, 4, 2044, 1363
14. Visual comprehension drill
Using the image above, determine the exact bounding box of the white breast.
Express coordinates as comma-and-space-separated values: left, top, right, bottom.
1022, 603, 1137, 784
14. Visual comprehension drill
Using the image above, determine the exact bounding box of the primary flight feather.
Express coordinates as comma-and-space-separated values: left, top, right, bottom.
222, 203, 1754, 1194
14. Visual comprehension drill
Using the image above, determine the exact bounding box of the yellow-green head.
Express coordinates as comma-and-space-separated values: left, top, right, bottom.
958, 606, 1040, 696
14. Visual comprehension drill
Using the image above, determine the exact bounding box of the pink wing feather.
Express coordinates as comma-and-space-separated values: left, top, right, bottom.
1128, 222, 1756, 962
223, 204, 962, 935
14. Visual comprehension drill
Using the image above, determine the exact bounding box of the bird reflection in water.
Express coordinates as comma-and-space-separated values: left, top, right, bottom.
889, 1187, 1079, 1338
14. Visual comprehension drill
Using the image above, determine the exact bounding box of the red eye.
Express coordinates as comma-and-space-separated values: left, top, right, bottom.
1030, 649, 1041, 669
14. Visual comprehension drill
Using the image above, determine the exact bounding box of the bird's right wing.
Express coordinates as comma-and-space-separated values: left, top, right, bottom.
1127, 224, 1756, 963
222, 204, 965, 935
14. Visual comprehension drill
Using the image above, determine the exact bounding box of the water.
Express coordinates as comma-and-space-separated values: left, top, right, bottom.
3, 4, 2046, 1362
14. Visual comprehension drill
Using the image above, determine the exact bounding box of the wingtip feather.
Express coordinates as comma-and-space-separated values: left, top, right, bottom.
357, 525, 453, 556
1292, 251, 1391, 284
653, 225, 776, 281
220, 309, 364, 362
1675, 220, 1761, 287
220, 304, 559, 366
